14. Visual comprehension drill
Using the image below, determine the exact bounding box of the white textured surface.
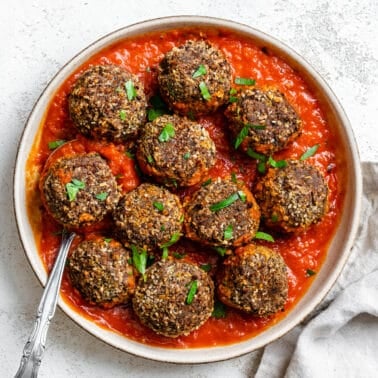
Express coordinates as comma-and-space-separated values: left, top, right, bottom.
1, 0, 377, 377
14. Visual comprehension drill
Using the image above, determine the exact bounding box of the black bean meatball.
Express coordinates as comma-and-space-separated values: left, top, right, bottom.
254, 159, 328, 233
68, 237, 135, 308
217, 244, 288, 316
136, 114, 216, 187
113, 183, 184, 251
41, 153, 120, 228
68, 65, 147, 142
225, 88, 302, 154
184, 178, 261, 247
158, 40, 232, 117
132, 260, 214, 337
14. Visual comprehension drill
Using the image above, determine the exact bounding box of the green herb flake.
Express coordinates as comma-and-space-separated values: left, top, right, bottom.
125, 80, 137, 101
179, 214, 185, 223
210, 191, 246, 212
235, 77, 256, 86
268, 156, 288, 169
200, 263, 212, 272
235, 124, 265, 149
229, 88, 238, 103
231, 172, 238, 183
254, 231, 275, 242
199, 81, 211, 101
66, 179, 85, 201
230, 88, 237, 95
95, 192, 108, 201
213, 246, 227, 256
212, 300, 227, 318
125, 150, 135, 159
160, 225, 166, 231
192, 64, 207, 78
257, 161, 267, 174
147, 155, 154, 164
224, 225, 233, 240
148, 108, 165, 122
300, 144, 320, 161
173, 252, 186, 259
131, 245, 148, 278
158, 122, 175, 142
160, 232, 181, 249
162, 247, 169, 260
183, 152, 191, 160
247, 147, 267, 161
202, 178, 212, 186
104, 238, 112, 243
119, 109, 127, 121
153, 201, 164, 211
186, 280, 198, 305
306, 269, 316, 277
48, 139, 65, 150
271, 213, 279, 223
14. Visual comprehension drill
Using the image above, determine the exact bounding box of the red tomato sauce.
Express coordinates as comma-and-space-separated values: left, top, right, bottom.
26, 27, 345, 348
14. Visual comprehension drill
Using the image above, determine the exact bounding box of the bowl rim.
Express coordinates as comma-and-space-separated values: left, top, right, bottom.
13, 15, 363, 364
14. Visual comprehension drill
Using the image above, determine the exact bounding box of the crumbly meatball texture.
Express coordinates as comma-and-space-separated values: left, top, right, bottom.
217, 244, 288, 316
41, 153, 120, 228
158, 40, 232, 116
68, 238, 135, 308
137, 114, 216, 187
184, 178, 261, 247
113, 183, 184, 251
225, 88, 302, 154
68, 65, 147, 142
132, 260, 214, 337
254, 160, 328, 233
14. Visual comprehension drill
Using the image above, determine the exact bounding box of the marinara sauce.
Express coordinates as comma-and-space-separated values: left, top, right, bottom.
26, 27, 345, 348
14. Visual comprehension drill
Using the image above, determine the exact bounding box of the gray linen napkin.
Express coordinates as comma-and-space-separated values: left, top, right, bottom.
255, 162, 378, 378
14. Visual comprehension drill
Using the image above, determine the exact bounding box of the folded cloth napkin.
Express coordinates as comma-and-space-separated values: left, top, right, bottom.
255, 162, 378, 378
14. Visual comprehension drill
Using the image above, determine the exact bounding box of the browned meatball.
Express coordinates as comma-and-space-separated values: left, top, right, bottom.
217, 244, 288, 316
254, 159, 328, 233
132, 260, 214, 337
40, 153, 120, 228
158, 40, 232, 117
136, 114, 216, 187
113, 183, 184, 251
225, 88, 302, 154
68, 65, 147, 142
183, 178, 261, 247
68, 237, 135, 308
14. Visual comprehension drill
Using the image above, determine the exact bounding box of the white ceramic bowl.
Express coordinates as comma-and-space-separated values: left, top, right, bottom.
14, 16, 362, 363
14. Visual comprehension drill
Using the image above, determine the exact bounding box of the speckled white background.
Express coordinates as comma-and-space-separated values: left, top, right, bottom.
1, 0, 377, 377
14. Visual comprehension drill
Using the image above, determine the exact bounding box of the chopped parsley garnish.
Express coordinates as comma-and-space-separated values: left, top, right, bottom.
246, 147, 266, 161
158, 122, 175, 142
153, 201, 164, 211
147, 95, 169, 121
300, 144, 320, 160
224, 225, 233, 240
104, 238, 112, 243
257, 161, 267, 174
131, 245, 147, 279
125, 80, 137, 101
213, 246, 227, 256
147, 155, 154, 164
95, 192, 108, 201
268, 156, 288, 169
271, 213, 279, 222
183, 152, 191, 160
48, 139, 65, 150
192, 64, 207, 78
186, 280, 198, 305
212, 300, 227, 318
148, 108, 164, 121
231, 172, 238, 183
173, 252, 186, 259
254, 231, 275, 242
160, 232, 181, 249
234, 77, 256, 86
200, 263, 212, 272
202, 178, 212, 186
179, 214, 185, 223
125, 150, 135, 159
229, 88, 238, 103
306, 269, 316, 277
209, 191, 246, 212
119, 109, 127, 121
162, 247, 169, 260
199, 81, 211, 100
66, 179, 85, 201
234, 124, 265, 149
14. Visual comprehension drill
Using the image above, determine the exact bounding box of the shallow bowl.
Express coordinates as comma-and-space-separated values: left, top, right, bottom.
13, 16, 362, 363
